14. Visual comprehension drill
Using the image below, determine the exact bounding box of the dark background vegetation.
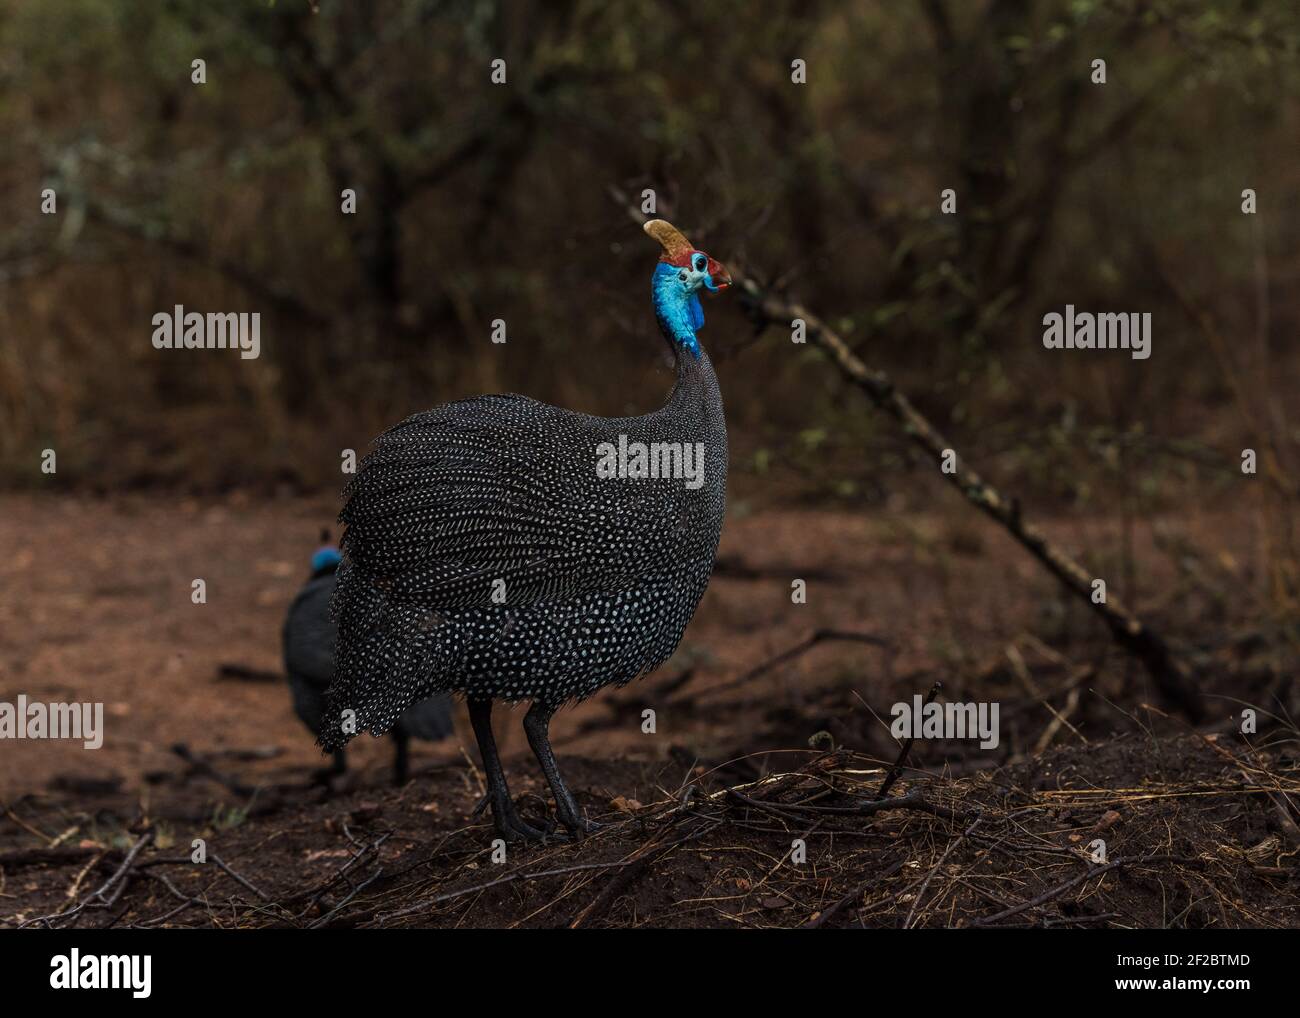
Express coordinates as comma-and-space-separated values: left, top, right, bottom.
1, 0, 1298, 929
2, 0, 1295, 507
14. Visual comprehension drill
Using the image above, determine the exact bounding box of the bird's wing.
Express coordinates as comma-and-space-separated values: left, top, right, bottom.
337, 394, 691, 614
282, 574, 338, 684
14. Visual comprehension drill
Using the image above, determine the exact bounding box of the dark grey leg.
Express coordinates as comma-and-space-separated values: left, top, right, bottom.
391, 729, 410, 786
524, 701, 601, 837
469, 697, 543, 843
311, 748, 347, 784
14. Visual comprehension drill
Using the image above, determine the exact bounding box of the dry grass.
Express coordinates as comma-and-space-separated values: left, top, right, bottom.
5, 731, 1296, 930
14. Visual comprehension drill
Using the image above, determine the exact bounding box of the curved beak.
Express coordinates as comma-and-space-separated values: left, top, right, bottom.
705, 257, 731, 292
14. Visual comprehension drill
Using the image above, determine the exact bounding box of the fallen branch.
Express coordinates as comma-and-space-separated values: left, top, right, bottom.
610, 188, 1202, 721
736, 282, 1204, 721
19, 828, 154, 929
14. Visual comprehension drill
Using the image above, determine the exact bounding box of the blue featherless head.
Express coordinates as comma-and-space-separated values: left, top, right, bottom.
645, 219, 731, 358
311, 545, 342, 573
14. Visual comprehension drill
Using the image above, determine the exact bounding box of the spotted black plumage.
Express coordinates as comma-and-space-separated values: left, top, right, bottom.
321, 220, 730, 840
284, 551, 454, 785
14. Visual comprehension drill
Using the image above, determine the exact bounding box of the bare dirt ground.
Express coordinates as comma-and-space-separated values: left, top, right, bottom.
0, 492, 1296, 927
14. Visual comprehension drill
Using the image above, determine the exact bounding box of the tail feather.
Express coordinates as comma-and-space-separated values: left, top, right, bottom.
319, 567, 463, 749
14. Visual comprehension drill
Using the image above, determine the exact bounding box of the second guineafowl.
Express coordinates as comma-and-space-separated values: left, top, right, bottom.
321, 219, 730, 840
283, 543, 455, 785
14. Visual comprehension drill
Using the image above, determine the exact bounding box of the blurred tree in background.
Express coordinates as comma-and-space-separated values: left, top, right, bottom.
0, 0, 1296, 512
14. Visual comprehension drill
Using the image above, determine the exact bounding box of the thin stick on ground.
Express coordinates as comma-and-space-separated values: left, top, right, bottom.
904, 813, 984, 929
969, 854, 1202, 927
878, 682, 942, 799
805, 856, 908, 928
691, 628, 893, 703
19, 828, 155, 929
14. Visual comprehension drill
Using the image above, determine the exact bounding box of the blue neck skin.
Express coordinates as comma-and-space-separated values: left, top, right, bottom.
652, 262, 704, 360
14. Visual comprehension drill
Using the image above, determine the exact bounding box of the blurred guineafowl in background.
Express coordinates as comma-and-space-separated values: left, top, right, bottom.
283, 540, 455, 785
320, 219, 730, 842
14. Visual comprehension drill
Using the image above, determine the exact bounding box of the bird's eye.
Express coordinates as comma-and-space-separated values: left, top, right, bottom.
694, 255, 707, 271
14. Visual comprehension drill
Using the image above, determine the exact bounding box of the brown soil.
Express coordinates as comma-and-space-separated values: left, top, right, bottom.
0, 493, 1296, 928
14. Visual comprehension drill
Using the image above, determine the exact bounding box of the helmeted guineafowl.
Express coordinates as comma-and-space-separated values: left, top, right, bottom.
283, 543, 455, 785
321, 219, 730, 841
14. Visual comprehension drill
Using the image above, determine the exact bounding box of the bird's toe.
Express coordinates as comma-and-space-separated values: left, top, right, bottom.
496, 816, 547, 844
558, 810, 603, 840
